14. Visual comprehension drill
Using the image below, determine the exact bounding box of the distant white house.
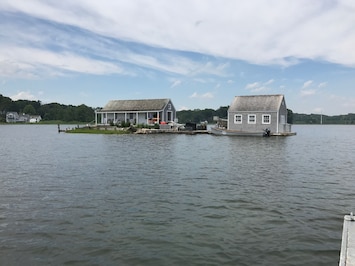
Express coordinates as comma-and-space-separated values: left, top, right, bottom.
6, 112, 41, 123
6, 112, 30, 123
95, 98, 176, 125
6, 112, 19, 123
29, 115, 42, 123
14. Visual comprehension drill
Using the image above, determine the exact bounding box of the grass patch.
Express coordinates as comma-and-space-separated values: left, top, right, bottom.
66, 127, 131, 134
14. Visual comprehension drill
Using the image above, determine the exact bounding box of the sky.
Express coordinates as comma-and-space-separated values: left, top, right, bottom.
1, 0, 355, 115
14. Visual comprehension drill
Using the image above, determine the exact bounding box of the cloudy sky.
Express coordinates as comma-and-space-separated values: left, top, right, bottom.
1, 0, 355, 115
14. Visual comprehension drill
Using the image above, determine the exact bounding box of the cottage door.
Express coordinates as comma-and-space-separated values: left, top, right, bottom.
167, 111, 172, 122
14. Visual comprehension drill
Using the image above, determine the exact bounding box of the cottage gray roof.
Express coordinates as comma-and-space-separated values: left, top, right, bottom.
101, 99, 171, 112
228, 95, 285, 112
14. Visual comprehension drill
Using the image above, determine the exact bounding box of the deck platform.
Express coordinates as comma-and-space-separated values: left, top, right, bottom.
270, 132, 297, 136
135, 128, 210, 135
340, 213, 355, 266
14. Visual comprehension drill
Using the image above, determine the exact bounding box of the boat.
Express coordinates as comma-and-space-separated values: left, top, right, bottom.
210, 126, 270, 137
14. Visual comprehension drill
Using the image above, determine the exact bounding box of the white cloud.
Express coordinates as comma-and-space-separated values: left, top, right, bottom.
0, 12, 232, 79
193, 78, 208, 83
318, 82, 327, 88
178, 105, 189, 111
245, 80, 273, 93
11, 91, 37, 101
0, 46, 126, 78
253, 87, 269, 93
193, 78, 217, 84
1, 0, 354, 68
245, 82, 260, 90
302, 80, 313, 88
0, 40, 230, 79
264, 79, 274, 86
170, 79, 182, 88
300, 81, 328, 96
300, 89, 316, 97
189, 92, 214, 99
227, 80, 234, 84
0, 60, 37, 79
313, 107, 323, 113
203, 92, 214, 99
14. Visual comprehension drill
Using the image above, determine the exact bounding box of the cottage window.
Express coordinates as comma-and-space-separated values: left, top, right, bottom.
168, 104, 172, 110
262, 114, 271, 124
234, 114, 242, 124
248, 114, 256, 124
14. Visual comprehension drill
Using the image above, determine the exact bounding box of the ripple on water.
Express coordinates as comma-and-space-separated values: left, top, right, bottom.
0, 125, 354, 265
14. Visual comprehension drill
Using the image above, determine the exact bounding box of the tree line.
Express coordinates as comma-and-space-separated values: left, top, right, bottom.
1, 93, 354, 124
176, 108, 355, 125
0, 93, 230, 124
176, 106, 228, 124
176, 107, 294, 124
0, 94, 95, 123
292, 113, 355, 124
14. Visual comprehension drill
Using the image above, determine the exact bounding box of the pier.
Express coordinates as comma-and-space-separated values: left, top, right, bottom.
57, 124, 66, 133
339, 213, 355, 266
135, 128, 210, 135
58, 124, 211, 135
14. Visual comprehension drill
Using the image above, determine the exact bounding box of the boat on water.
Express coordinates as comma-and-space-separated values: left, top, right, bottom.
210, 126, 270, 137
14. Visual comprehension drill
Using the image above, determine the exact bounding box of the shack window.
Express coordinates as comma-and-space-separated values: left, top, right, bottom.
234, 114, 242, 124
248, 114, 256, 124
262, 114, 271, 124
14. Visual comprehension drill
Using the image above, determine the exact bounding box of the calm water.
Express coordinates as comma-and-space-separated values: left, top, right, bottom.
0, 124, 354, 265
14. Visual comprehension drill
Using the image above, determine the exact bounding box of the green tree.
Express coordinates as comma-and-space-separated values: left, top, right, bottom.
215, 106, 228, 119
23, 104, 36, 115
287, 109, 293, 124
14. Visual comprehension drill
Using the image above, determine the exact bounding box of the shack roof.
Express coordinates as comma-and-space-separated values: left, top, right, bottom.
228, 95, 285, 112
101, 99, 171, 112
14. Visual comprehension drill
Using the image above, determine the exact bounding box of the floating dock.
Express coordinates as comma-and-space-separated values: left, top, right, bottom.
340, 213, 355, 266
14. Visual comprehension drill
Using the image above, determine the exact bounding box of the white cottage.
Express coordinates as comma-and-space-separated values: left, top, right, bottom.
95, 98, 176, 125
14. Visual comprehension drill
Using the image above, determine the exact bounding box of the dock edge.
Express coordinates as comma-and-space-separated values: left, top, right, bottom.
340, 213, 355, 266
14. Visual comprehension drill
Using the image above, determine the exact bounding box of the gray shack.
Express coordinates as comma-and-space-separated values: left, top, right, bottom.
95, 98, 176, 125
227, 94, 292, 135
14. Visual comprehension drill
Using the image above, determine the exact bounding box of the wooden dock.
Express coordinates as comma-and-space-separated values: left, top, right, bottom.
340, 213, 355, 266
57, 124, 66, 133
135, 128, 210, 135
58, 124, 211, 135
